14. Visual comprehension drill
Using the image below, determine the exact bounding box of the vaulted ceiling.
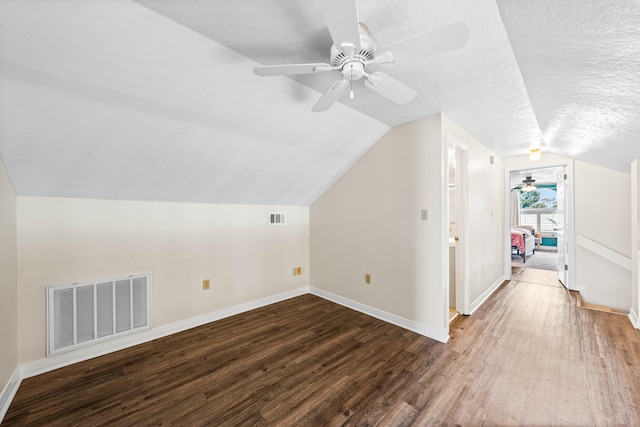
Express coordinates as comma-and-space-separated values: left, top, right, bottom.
1, 0, 638, 205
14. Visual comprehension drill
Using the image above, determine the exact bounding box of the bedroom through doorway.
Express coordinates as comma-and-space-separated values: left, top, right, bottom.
509, 166, 565, 273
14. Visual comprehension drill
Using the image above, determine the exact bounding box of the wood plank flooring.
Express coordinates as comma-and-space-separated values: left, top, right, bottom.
5, 268, 640, 426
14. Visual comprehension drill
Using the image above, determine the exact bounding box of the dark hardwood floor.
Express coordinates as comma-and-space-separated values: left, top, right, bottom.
5, 269, 640, 426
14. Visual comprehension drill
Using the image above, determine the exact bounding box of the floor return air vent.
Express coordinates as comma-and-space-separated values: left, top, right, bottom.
47, 273, 151, 356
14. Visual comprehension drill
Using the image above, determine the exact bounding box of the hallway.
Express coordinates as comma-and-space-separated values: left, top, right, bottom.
472, 267, 640, 425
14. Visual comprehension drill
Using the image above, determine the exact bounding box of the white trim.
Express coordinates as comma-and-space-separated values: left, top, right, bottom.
447, 135, 470, 316
470, 275, 506, 315
577, 234, 632, 271
21, 287, 309, 379
630, 307, 639, 329
563, 161, 576, 290
504, 168, 514, 281
0, 367, 22, 424
310, 287, 449, 343
632, 161, 639, 334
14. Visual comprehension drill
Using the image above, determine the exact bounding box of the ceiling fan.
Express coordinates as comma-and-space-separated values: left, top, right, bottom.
253, 0, 470, 112
521, 176, 537, 192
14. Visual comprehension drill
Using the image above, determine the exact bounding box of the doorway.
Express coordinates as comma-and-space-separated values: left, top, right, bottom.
447, 138, 469, 320
506, 163, 574, 289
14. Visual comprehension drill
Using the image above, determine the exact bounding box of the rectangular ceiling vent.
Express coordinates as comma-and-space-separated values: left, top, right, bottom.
46, 273, 151, 356
270, 212, 286, 225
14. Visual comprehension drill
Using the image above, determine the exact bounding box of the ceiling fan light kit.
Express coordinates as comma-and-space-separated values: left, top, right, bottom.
253, 0, 470, 112
521, 176, 537, 192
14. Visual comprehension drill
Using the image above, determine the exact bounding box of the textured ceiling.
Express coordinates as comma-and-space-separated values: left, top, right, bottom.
1, 0, 639, 206
496, 0, 640, 172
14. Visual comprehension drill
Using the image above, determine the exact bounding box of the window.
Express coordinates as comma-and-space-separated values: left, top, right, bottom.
521, 209, 558, 234
520, 186, 557, 235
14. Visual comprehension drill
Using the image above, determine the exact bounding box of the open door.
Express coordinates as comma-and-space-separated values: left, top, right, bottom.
556, 167, 567, 286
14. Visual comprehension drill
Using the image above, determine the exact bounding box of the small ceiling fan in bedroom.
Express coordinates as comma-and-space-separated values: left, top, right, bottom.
253, 0, 470, 112
521, 176, 537, 192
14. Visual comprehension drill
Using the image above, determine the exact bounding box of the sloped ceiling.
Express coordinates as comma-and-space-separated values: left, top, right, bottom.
1, 0, 638, 205
0, 0, 389, 205
495, 0, 640, 173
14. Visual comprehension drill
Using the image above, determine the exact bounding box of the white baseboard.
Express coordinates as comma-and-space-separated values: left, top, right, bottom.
630, 308, 639, 329
469, 275, 506, 315
21, 287, 309, 379
0, 367, 22, 424
310, 287, 449, 343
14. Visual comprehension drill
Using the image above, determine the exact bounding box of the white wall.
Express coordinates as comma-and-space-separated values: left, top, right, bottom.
574, 161, 631, 311
17, 197, 309, 363
310, 114, 504, 341
311, 115, 446, 339
0, 157, 18, 401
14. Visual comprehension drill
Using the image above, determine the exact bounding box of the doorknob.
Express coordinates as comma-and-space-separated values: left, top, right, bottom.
455, 237, 459, 242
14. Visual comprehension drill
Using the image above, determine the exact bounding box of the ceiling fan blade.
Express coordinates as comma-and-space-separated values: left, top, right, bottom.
373, 51, 394, 65
312, 79, 349, 112
379, 21, 470, 61
364, 72, 417, 104
320, 0, 361, 54
253, 63, 334, 77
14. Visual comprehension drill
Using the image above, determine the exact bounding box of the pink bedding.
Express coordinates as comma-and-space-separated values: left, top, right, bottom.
511, 231, 524, 253
511, 228, 531, 253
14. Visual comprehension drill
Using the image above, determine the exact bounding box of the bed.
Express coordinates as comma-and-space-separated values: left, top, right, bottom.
511, 225, 536, 262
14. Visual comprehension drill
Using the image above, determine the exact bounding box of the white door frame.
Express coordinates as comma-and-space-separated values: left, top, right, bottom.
556, 166, 568, 286
447, 135, 470, 316
504, 160, 575, 290
631, 159, 640, 328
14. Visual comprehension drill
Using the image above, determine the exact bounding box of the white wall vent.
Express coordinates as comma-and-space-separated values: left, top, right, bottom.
47, 273, 151, 356
270, 212, 286, 225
